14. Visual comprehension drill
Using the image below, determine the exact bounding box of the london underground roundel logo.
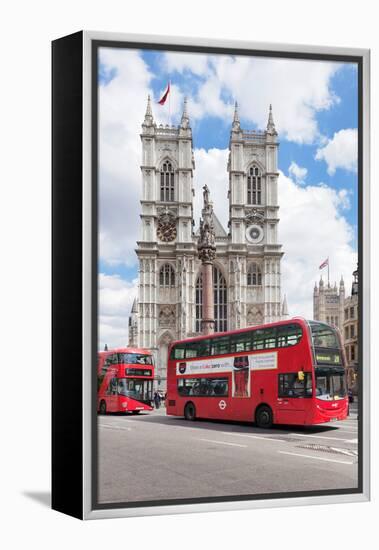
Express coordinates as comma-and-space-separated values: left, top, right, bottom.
218, 400, 227, 410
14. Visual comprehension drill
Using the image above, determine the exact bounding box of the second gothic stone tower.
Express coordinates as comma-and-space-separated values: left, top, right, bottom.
129, 98, 286, 388
228, 103, 283, 328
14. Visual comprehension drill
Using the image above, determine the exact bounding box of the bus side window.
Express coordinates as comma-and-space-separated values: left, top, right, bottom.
277, 324, 302, 348
278, 373, 311, 398
172, 346, 185, 360
252, 330, 265, 350
211, 336, 230, 356
263, 327, 277, 349
230, 333, 252, 353
185, 342, 200, 358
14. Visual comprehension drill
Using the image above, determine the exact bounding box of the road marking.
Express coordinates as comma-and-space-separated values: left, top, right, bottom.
98, 419, 134, 424
345, 438, 358, 443
290, 432, 357, 443
335, 420, 358, 428
198, 438, 247, 448
221, 432, 285, 443
278, 450, 354, 465
100, 424, 131, 431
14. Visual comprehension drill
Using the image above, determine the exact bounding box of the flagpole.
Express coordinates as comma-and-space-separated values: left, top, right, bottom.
168, 79, 171, 126
328, 257, 330, 286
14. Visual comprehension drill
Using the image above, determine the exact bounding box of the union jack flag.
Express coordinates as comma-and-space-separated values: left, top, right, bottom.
157, 82, 170, 105
319, 258, 329, 270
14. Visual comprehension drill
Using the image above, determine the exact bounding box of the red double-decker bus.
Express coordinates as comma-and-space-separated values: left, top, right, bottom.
97, 348, 154, 414
166, 319, 348, 428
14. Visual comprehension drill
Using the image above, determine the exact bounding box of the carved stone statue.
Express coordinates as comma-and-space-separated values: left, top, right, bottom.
203, 184, 210, 206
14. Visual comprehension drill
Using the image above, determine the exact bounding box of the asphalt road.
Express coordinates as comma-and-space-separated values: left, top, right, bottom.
97, 403, 359, 504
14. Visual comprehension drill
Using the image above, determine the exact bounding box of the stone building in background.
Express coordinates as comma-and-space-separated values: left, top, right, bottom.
343, 266, 359, 391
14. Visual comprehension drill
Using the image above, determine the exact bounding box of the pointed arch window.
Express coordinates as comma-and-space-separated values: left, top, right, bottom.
159, 264, 175, 287
195, 267, 228, 333
247, 263, 262, 286
247, 165, 262, 205
160, 161, 175, 202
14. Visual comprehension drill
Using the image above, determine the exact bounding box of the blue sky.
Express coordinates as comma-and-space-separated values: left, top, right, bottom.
98, 47, 358, 347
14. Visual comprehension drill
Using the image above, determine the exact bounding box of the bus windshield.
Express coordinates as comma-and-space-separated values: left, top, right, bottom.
117, 378, 153, 401
118, 353, 153, 365
315, 369, 347, 400
309, 322, 339, 349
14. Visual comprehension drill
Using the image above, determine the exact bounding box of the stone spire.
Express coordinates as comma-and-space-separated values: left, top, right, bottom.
232, 101, 241, 132
180, 97, 190, 129
131, 297, 138, 313
143, 94, 154, 127
266, 104, 277, 135
352, 264, 358, 296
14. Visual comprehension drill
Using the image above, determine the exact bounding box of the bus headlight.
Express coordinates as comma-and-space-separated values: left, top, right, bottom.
122, 402, 128, 408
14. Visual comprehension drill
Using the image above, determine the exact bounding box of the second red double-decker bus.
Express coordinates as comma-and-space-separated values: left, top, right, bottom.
166, 318, 348, 428
97, 348, 154, 414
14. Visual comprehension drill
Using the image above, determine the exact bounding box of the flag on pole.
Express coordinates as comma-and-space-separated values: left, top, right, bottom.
158, 82, 170, 105
319, 258, 329, 270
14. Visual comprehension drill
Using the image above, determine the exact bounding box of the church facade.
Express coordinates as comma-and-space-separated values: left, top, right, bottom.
128, 97, 287, 388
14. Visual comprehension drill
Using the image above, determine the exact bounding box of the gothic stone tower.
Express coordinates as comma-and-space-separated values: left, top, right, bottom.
129, 99, 286, 389
313, 276, 345, 330
227, 103, 283, 328
131, 97, 197, 386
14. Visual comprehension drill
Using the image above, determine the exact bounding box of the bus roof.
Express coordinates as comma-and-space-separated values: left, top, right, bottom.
169, 317, 311, 348
98, 347, 152, 357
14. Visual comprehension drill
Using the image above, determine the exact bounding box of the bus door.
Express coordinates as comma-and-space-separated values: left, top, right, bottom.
276, 372, 311, 424
206, 376, 233, 419
106, 377, 119, 412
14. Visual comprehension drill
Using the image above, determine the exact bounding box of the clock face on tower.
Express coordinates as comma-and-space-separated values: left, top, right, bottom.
246, 224, 264, 244
157, 219, 177, 242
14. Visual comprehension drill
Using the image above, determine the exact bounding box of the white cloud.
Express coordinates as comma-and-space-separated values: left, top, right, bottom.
99, 48, 151, 267
164, 51, 210, 76
315, 128, 358, 175
193, 148, 229, 230
162, 51, 341, 143
279, 171, 357, 318
288, 161, 308, 184
98, 273, 138, 349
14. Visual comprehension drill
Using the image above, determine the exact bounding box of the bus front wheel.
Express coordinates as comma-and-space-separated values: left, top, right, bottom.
184, 402, 196, 421
99, 400, 106, 415
255, 405, 273, 429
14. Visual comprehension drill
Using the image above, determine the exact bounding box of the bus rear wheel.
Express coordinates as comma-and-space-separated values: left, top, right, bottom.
255, 405, 273, 429
99, 400, 106, 415
184, 402, 196, 421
